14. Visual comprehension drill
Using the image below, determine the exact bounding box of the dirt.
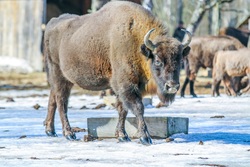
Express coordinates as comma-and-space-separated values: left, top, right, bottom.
0, 72, 100, 96
0, 69, 216, 96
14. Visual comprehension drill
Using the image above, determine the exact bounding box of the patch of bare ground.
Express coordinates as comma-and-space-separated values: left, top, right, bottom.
0, 69, 226, 96
0, 72, 100, 96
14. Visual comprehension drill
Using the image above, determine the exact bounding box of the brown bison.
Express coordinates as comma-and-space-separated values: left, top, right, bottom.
43, 1, 191, 145
212, 48, 250, 96
180, 35, 245, 97
222, 75, 248, 96
219, 27, 250, 47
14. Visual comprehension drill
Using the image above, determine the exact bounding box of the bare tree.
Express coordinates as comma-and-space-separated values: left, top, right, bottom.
91, 0, 142, 12
91, 0, 109, 12
248, 19, 250, 48
177, 0, 183, 23
185, 0, 234, 35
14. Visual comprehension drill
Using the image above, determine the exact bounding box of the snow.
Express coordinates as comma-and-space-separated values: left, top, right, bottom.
0, 89, 250, 167
0, 56, 34, 73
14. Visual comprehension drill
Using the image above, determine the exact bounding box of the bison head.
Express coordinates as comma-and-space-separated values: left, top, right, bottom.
141, 28, 191, 105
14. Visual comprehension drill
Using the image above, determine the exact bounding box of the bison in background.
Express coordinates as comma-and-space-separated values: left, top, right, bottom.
180, 35, 245, 97
212, 48, 250, 96
219, 27, 250, 47
43, 1, 191, 145
221, 75, 248, 96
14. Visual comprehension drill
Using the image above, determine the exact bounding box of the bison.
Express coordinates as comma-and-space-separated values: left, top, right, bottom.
43, 1, 191, 145
180, 35, 245, 97
212, 48, 250, 96
219, 27, 250, 47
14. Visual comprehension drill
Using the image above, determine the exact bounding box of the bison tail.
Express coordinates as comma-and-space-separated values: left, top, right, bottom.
43, 38, 50, 84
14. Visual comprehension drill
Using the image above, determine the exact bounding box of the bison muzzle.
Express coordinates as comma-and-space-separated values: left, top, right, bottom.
43, 1, 191, 145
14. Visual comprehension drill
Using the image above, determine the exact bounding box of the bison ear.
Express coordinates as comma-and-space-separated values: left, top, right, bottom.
182, 46, 190, 58
141, 44, 153, 59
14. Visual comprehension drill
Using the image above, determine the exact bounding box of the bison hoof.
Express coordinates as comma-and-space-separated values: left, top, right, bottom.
117, 131, 131, 142
65, 134, 76, 141
191, 94, 197, 98
118, 136, 131, 142
45, 130, 58, 137
140, 137, 152, 146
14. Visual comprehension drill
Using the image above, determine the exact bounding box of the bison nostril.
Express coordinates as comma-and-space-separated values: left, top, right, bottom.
165, 81, 179, 94
165, 82, 170, 89
166, 81, 179, 88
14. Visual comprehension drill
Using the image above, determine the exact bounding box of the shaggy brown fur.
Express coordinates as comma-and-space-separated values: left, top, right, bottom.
44, 1, 190, 145
219, 27, 250, 47
180, 35, 245, 97
212, 48, 250, 96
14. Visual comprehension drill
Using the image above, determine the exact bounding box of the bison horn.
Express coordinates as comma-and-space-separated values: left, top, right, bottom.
181, 29, 192, 49
144, 28, 156, 51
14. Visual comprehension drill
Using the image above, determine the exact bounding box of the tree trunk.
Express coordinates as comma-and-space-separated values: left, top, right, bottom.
211, 2, 220, 35
0, 0, 43, 73
184, 0, 234, 40
177, 0, 183, 23
208, 0, 213, 34
91, 0, 109, 12
185, 0, 207, 34
248, 19, 250, 48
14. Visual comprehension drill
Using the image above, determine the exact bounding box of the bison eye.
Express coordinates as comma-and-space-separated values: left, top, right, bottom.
154, 59, 163, 67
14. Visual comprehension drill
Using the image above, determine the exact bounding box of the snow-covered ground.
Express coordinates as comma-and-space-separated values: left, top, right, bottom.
0, 89, 250, 167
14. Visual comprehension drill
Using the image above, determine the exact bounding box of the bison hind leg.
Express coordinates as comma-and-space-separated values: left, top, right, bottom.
45, 62, 75, 140
189, 80, 197, 97
114, 99, 131, 142
239, 74, 250, 94
44, 90, 58, 137
55, 80, 75, 140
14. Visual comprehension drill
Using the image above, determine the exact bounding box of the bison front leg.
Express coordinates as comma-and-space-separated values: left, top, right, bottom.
189, 73, 197, 97
114, 98, 131, 142
120, 90, 152, 145
180, 77, 189, 97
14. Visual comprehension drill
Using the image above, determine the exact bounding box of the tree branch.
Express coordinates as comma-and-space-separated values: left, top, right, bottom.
204, 0, 234, 10
220, 0, 234, 4
220, 8, 244, 13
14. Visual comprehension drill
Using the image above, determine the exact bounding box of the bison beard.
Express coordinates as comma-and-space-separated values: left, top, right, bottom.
43, 1, 191, 145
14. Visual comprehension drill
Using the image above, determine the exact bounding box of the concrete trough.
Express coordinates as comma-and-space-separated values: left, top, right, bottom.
87, 117, 189, 139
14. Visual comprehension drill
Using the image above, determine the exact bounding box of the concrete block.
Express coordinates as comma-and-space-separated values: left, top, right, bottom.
87, 117, 188, 139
